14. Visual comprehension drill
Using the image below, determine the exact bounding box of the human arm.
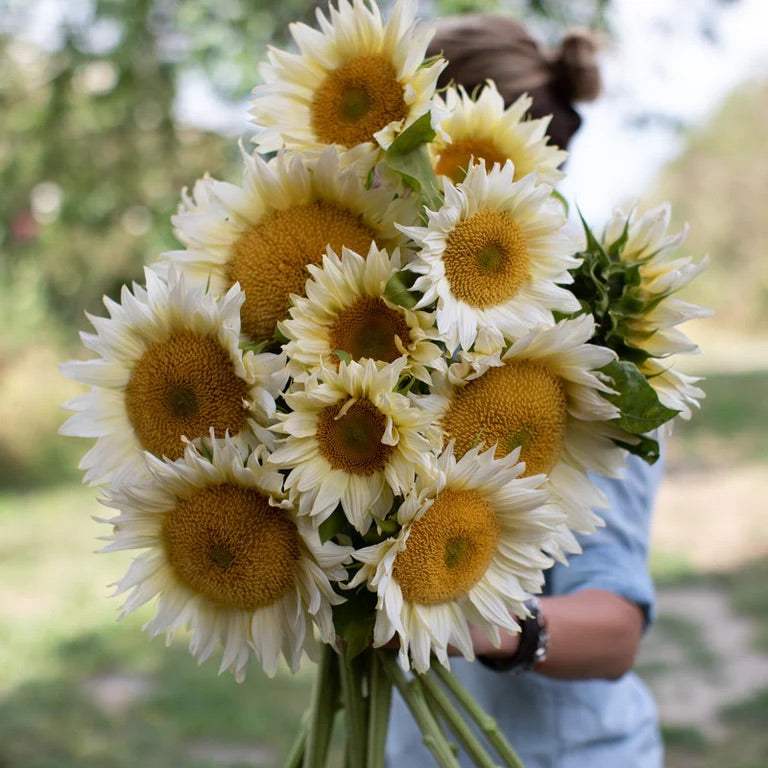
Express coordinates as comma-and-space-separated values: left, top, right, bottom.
468, 452, 664, 680
469, 588, 645, 680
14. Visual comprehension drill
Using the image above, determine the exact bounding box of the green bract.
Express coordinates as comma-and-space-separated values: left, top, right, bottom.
570, 214, 682, 461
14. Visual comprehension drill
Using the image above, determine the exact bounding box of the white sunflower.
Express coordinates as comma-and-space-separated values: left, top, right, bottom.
250, 0, 444, 165
99, 435, 350, 680
640, 360, 706, 422
268, 357, 436, 534
349, 444, 561, 673
59, 268, 287, 487
400, 160, 581, 352
279, 243, 445, 383
601, 203, 711, 418
429, 82, 567, 186
416, 314, 624, 559
158, 146, 416, 344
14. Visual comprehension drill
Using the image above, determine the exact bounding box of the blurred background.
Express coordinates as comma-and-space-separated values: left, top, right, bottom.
1, 0, 767, 765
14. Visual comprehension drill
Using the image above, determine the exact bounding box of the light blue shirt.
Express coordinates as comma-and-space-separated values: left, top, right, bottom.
386, 454, 665, 768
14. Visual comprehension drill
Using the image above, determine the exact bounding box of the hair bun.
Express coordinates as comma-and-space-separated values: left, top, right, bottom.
553, 28, 601, 102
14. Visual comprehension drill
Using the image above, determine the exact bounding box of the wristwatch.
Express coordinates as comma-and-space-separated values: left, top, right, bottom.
477, 598, 549, 673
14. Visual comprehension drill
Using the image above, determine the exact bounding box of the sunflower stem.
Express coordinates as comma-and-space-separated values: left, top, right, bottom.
417, 670, 501, 768
338, 649, 369, 768
283, 710, 310, 768
302, 644, 339, 768
367, 651, 394, 768
378, 653, 461, 768
431, 662, 525, 768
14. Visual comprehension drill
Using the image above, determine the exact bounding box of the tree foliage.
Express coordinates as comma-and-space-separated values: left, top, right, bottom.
1, 0, 614, 349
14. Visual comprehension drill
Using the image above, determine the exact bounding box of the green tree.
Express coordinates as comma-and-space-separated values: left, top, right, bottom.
0, 0, 614, 350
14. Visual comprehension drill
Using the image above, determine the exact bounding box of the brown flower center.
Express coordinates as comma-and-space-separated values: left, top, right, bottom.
442, 361, 568, 476
393, 488, 500, 604
125, 331, 249, 461
442, 209, 530, 308
162, 483, 300, 610
310, 55, 407, 147
229, 202, 377, 342
433, 138, 509, 183
329, 297, 411, 363
316, 398, 393, 475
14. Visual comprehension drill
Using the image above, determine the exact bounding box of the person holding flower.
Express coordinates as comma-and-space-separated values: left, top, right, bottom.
61, 2, 709, 766
384, 15, 667, 768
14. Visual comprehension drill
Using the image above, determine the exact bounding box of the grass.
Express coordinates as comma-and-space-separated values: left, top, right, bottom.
1, 328, 766, 767
0, 484, 315, 768
4, 481, 768, 768
662, 689, 768, 768
652, 616, 718, 671
640, 555, 768, 768
666, 369, 768, 468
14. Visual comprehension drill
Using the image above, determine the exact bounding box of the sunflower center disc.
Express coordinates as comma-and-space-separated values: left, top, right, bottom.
316, 398, 393, 475
393, 489, 500, 604
329, 297, 411, 363
229, 202, 377, 342
442, 209, 530, 308
442, 361, 568, 476
310, 55, 408, 147
162, 483, 300, 611
434, 138, 508, 183
125, 332, 249, 461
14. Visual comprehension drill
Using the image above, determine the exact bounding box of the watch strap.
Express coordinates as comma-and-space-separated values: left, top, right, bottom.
477, 598, 549, 674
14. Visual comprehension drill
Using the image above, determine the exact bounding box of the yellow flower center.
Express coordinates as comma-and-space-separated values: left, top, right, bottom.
434, 138, 509, 183
442, 209, 530, 308
229, 202, 378, 342
162, 483, 300, 611
329, 297, 411, 364
393, 489, 500, 604
125, 332, 249, 461
310, 55, 408, 148
442, 361, 568, 476
316, 398, 393, 475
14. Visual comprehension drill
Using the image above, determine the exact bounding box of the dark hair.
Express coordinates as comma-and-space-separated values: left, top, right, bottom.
427, 15, 601, 149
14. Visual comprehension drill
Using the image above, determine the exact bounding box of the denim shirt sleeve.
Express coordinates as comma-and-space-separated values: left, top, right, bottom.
545, 452, 664, 624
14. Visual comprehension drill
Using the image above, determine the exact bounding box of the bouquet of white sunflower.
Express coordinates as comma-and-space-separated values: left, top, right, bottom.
60, 0, 710, 766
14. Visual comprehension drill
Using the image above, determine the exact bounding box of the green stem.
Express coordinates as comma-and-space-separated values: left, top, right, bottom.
431, 663, 525, 768
417, 671, 500, 768
378, 653, 461, 768
367, 651, 394, 768
302, 644, 339, 768
283, 710, 309, 768
338, 650, 369, 768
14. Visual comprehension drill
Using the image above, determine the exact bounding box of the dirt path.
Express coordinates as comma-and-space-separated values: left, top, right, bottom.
640, 585, 768, 737
652, 462, 768, 571
641, 458, 768, 739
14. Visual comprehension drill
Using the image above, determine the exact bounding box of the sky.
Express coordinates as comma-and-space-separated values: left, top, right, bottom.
559, 0, 768, 222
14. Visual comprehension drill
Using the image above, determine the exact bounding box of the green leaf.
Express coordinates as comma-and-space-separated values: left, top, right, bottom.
383, 113, 441, 212
577, 208, 611, 268
274, 325, 289, 345
384, 269, 419, 308
601, 360, 679, 434
334, 349, 352, 364
551, 188, 570, 215
318, 508, 348, 544
239, 338, 275, 354
387, 111, 436, 153
333, 589, 378, 660
604, 215, 631, 262
612, 433, 662, 464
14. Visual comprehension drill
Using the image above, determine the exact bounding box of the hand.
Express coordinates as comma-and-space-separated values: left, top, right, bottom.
379, 624, 522, 659
465, 625, 521, 659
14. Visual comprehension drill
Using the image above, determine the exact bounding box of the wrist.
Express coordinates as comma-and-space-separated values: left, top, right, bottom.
477, 598, 549, 673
